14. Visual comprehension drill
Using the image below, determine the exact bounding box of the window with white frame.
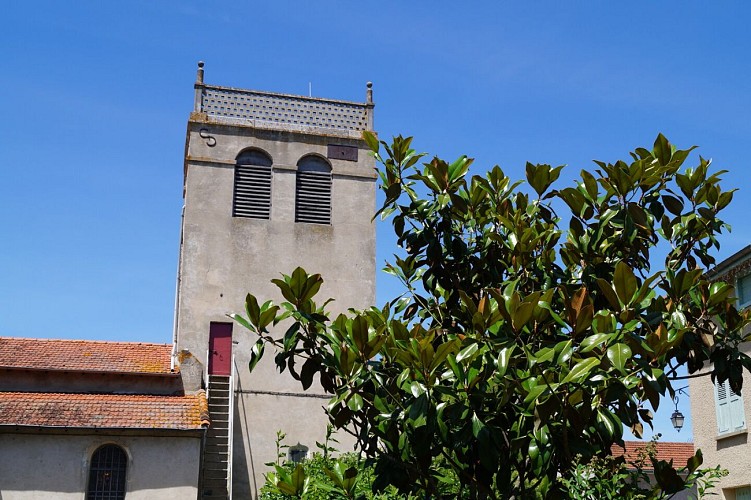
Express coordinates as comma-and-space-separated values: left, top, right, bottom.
715, 378, 746, 436
737, 273, 751, 309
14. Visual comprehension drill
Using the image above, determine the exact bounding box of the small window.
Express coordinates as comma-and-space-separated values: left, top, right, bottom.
737, 274, 751, 309
233, 149, 273, 219
715, 378, 746, 436
737, 487, 751, 500
288, 443, 309, 463
295, 155, 332, 225
87, 444, 127, 500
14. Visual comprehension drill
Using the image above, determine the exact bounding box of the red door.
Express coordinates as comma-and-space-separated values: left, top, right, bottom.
209, 322, 233, 376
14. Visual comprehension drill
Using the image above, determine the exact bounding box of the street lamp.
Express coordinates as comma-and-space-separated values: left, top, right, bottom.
670, 386, 688, 432
670, 408, 685, 432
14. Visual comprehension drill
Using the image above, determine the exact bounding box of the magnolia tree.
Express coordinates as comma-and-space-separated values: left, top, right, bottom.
232, 133, 750, 498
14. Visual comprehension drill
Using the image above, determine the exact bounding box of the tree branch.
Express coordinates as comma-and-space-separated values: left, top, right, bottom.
669, 371, 712, 381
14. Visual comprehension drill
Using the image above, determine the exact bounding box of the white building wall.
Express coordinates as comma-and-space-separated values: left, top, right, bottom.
690, 343, 751, 498
0, 432, 202, 500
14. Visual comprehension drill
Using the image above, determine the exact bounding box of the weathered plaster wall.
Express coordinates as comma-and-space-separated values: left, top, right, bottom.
0, 432, 201, 499
176, 120, 376, 495
0, 368, 184, 395
690, 343, 751, 497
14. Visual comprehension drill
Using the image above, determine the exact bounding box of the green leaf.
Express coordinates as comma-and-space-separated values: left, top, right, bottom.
561, 358, 600, 384
229, 312, 254, 333
431, 339, 459, 372
291, 463, 308, 494
497, 345, 515, 376
248, 338, 265, 373
448, 155, 472, 183
662, 195, 684, 216
606, 343, 632, 373
581, 170, 598, 200
347, 393, 363, 412
245, 293, 261, 326
410, 380, 426, 398
258, 304, 279, 330
471, 412, 485, 437
595, 408, 621, 440
300, 357, 317, 390
654, 459, 685, 493
362, 130, 380, 153
596, 279, 621, 310
456, 342, 479, 363
686, 449, 703, 472
351, 315, 370, 353
580, 333, 611, 353
613, 261, 638, 305
653, 133, 672, 166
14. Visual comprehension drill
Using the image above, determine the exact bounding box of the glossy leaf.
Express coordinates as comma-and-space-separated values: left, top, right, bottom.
606, 343, 632, 373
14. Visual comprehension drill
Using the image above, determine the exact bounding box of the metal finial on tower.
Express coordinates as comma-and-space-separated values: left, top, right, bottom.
197, 61, 205, 84
366, 81, 373, 104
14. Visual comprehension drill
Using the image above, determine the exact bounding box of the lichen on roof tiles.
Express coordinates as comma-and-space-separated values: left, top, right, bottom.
0, 392, 205, 430
0, 337, 173, 374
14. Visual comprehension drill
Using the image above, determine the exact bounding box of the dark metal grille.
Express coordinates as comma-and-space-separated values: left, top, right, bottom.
87, 445, 127, 500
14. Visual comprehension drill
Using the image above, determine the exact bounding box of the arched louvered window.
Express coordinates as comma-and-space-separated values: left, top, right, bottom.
295, 155, 332, 225
87, 444, 127, 500
233, 149, 273, 219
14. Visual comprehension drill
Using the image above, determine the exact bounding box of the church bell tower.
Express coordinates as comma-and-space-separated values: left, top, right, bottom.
175, 62, 376, 499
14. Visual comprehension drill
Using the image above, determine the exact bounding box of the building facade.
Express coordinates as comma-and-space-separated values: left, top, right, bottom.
0, 338, 208, 500
690, 245, 751, 500
175, 62, 377, 498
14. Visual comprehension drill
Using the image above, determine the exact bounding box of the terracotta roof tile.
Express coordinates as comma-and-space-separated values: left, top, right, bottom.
611, 441, 695, 469
0, 337, 173, 374
0, 392, 208, 430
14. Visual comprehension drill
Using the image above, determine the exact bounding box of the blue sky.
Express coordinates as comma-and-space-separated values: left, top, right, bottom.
3, 1, 751, 442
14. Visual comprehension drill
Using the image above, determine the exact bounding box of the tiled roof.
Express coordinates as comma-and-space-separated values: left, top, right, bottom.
0, 337, 173, 374
612, 441, 695, 469
0, 391, 209, 430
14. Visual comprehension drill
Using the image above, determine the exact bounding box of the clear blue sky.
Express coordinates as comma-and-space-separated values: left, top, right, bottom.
3, 1, 750, 443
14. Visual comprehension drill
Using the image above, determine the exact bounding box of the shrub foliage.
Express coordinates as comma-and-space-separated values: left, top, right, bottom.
234, 133, 749, 498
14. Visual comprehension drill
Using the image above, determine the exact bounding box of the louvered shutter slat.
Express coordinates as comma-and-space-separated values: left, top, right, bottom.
233, 164, 272, 219
295, 165, 331, 225
716, 379, 746, 434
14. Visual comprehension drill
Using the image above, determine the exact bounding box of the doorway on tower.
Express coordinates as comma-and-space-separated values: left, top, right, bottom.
208, 322, 233, 376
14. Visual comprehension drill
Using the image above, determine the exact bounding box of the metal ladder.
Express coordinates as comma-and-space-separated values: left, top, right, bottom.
201, 374, 234, 499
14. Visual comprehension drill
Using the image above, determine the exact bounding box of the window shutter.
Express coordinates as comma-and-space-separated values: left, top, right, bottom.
729, 383, 746, 432
738, 273, 751, 308
233, 164, 272, 219
716, 380, 731, 434
716, 379, 746, 435
295, 155, 332, 225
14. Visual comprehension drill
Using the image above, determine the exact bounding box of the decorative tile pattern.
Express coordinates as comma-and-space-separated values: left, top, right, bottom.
201, 85, 370, 133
